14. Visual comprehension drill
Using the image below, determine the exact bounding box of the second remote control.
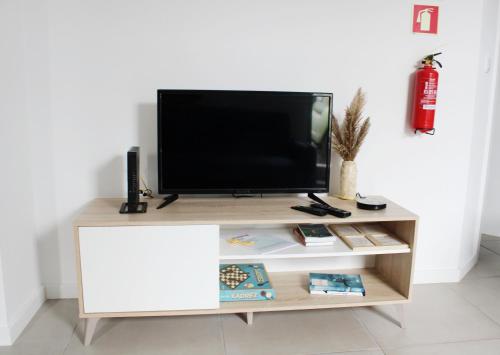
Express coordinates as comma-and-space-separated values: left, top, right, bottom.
310, 203, 351, 218
291, 205, 328, 216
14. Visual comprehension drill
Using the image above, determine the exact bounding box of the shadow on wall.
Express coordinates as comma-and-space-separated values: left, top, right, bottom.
404, 71, 417, 136
137, 103, 157, 195
96, 156, 125, 197
36, 225, 60, 298
39, 142, 141, 298
40, 156, 125, 299
37, 203, 88, 299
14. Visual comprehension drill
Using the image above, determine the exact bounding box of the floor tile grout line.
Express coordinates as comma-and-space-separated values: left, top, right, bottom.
481, 235, 500, 238
23, 282, 500, 355
61, 321, 78, 355
348, 300, 500, 354
308, 348, 386, 355
218, 314, 229, 355
382, 336, 500, 353
308, 349, 384, 355
18, 300, 56, 336
461, 274, 500, 281
380, 336, 500, 353
480, 244, 500, 257
382, 282, 500, 350
349, 308, 387, 355
446, 282, 500, 329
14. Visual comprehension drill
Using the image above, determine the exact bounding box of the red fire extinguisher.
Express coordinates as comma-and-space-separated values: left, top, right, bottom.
411, 52, 442, 135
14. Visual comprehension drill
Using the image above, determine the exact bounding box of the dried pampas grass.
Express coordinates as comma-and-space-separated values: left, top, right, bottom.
331, 88, 370, 161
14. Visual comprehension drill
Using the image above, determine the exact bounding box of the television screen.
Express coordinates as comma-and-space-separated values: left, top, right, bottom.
157, 90, 332, 194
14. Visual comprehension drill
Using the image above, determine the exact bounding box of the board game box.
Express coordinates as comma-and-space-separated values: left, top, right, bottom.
219, 263, 275, 302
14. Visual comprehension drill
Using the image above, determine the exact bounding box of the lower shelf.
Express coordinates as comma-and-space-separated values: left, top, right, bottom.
81, 268, 408, 318
220, 268, 408, 312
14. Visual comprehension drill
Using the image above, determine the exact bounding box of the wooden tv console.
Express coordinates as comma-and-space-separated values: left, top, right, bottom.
73, 195, 418, 345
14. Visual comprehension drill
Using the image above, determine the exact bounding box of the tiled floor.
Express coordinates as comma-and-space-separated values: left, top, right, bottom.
3, 236, 500, 355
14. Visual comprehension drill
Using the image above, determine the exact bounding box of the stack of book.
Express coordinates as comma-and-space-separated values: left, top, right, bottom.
294, 224, 337, 247
354, 223, 409, 250
309, 273, 366, 296
329, 223, 409, 251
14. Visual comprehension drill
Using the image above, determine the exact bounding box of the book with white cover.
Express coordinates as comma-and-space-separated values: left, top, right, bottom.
225, 234, 297, 255
330, 224, 409, 251
365, 234, 409, 250
353, 223, 408, 250
304, 241, 334, 247
330, 224, 363, 238
340, 235, 375, 250
353, 223, 389, 237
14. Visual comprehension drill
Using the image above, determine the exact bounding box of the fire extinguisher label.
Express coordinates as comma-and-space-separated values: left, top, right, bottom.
420, 78, 437, 109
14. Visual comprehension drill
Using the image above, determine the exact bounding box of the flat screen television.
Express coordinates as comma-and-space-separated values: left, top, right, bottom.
157, 90, 332, 194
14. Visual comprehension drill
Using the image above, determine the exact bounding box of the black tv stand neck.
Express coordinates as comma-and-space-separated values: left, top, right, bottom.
156, 194, 179, 210
232, 193, 263, 198
307, 192, 331, 207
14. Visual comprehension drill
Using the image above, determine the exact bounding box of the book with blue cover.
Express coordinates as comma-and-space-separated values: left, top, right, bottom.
219, 263, 275, 302
309, 273, 366, 296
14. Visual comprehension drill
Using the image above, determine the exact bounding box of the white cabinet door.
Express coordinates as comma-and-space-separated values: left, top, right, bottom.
78, 225, 219, 313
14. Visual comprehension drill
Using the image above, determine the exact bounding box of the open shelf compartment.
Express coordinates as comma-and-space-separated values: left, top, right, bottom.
220, 225, 411, 260
81, 267, 407, 318
219, 268, 408, 313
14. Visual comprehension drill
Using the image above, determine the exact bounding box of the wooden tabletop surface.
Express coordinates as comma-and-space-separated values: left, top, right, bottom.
73, 195, 418, 227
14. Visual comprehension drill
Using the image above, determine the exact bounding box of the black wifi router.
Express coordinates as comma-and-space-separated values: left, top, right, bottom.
356, 195, 387, 210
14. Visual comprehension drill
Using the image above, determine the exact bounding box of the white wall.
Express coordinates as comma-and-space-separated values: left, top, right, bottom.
0, 0, 496, 344
481, 2, 500, 238
482, 113, 500, 236
0, 0, 496, 316
41, 0, 493, 297
460, 0, 500, 273
0, 263, 9, 344
0, 0, 48, 345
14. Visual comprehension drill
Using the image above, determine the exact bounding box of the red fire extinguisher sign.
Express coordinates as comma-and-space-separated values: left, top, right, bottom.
413, 5, 439, 34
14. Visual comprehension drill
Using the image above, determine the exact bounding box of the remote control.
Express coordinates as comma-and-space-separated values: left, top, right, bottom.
307, 192, 351, 218
291, 205, 328, 216
310, 203, 352, 218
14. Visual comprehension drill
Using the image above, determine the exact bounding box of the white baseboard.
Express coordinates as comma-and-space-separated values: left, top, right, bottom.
413, 268, 462, 283
0, 286, 45, 346
458, 252, 479, 281
0, 324, 11, 346
45, 283, 78, 299
413, 255, 479, 284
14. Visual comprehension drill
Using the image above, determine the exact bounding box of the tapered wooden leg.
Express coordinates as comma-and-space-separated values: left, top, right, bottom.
245, 312, 253, 326
394, 304, 406, 329
84, 318, 100, 346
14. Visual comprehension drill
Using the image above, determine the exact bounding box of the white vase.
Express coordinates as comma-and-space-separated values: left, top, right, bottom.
339, 160, 357, 200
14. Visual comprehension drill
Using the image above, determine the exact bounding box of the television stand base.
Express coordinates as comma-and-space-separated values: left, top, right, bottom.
74, 196, 417, 345
232, 193, 263, 198
119, 202, 148, 214
156, 194, 179, 209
